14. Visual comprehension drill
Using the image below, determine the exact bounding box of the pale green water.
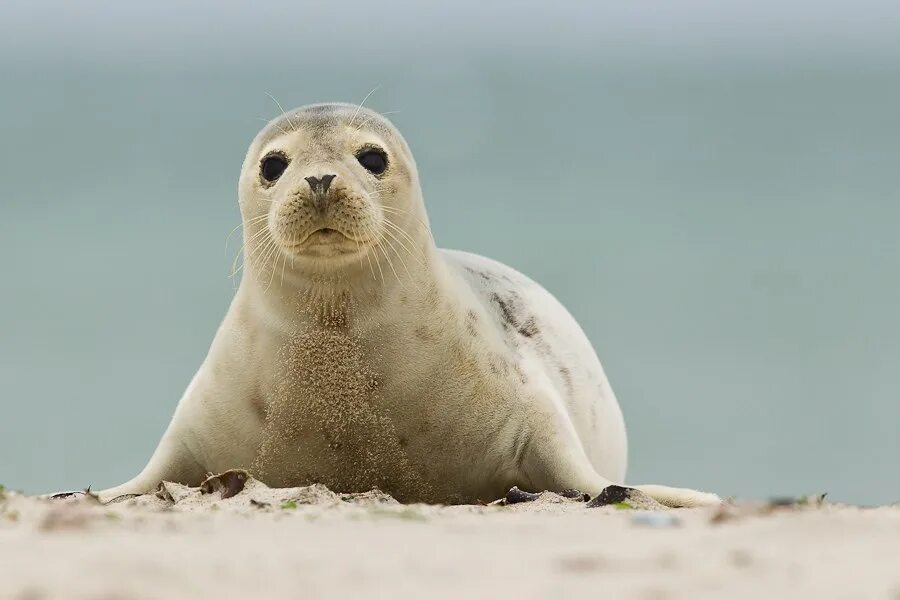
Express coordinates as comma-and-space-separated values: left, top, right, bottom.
2, 13, 900, 503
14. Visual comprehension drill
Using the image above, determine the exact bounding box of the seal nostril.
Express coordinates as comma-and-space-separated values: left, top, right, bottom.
305, 174, 337, 194
320, 174, 336, 193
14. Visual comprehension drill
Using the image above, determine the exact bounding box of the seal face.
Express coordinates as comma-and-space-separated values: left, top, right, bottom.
98, 103, 719, 508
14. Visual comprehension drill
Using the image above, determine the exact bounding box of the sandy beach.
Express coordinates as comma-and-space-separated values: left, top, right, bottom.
1, 477, 898, 600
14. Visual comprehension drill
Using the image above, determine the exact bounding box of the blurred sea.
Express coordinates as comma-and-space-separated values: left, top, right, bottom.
1, 39, 899, 503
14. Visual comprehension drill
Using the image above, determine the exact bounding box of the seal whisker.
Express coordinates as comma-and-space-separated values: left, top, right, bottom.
280, 243, 288, 288
364, 224, 386, 284
374, 232, 404, 287
231, 222, 276, 276
258, 240, 283, 293
265, 92, 296, 132
230, 232, 264, 279
381, 222, 423, 266
243, 236, 274, 276
349, 85, 380, 128
257, 117, 288, 136
249, 236, 279, 279
350, 228, 376, 282
380, 229, 415, 283
359, 228, 378, 281
379, 223, 419, 278
226, 214, 270, 258
381, 218, 426, 264
355, 110, 400, 132
379, 205, 436, 247
263, 244, 285, 295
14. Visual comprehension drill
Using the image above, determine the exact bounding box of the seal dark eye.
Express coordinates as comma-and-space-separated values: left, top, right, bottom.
357, 148, 387, 175
260, 153, 289, 182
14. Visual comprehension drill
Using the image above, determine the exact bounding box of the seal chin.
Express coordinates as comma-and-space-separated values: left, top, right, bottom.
280, 227, 369, 259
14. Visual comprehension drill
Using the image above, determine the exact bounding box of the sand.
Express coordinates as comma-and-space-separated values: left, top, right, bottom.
1, 477, 899, 600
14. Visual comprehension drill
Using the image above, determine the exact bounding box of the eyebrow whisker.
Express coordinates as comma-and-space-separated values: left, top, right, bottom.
265, 92, 297, 132
350, 85, 380, 128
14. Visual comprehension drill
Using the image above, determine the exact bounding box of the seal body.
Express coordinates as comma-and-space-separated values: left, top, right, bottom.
99, 103, 717, 507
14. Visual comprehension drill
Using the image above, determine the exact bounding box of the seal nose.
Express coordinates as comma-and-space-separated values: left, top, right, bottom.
305, 174, 336, 195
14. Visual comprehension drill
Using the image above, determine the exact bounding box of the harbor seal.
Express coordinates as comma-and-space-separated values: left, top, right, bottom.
98, 103, 719, 507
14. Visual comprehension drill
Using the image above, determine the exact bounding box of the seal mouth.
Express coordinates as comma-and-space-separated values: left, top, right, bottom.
279, 226, 369, 258
296, 227, 352, 246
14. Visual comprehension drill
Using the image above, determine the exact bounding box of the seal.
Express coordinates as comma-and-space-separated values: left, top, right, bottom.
98, 103, 719, 507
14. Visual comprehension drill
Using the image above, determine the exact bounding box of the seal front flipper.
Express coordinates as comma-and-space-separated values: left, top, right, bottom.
512, 411, 619, 499
96, 426, 207, 503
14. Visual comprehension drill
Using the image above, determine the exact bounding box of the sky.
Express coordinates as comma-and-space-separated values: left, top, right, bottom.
2, 0, 900, 64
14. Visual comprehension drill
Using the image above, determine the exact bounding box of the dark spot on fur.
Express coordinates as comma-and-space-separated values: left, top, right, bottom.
465, 310, 479, 337
414, 325, 432, 341
489, 354, 511, 377
492, 292, 541, 341
492, 293, 516, 330
464, 266, 494, 283
513, 364, 528, 384
558, 365, 573, 393
398, 436, 408, 448
518, 316, 539, 338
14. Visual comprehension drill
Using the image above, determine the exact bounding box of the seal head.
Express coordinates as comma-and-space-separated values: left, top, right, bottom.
238, 103, 425, 280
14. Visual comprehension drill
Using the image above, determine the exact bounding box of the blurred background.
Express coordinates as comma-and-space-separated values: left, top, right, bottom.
1, 1, 899, 504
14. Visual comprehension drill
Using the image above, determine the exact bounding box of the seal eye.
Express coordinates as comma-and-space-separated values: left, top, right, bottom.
357, 148, 387, 175
260, 154, 289, 182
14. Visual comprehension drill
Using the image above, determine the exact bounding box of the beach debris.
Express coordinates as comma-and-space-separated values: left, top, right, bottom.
281, 499, 298, 510
586, 486, 666, 511
156, 481, 194, 504
339, 488, 399, 505
47, 487, 101, 504
249, 498, 271, 509
491, 487, 603, 506
558, 488, 591, 502
200, 469, 250, 499
103, 493, 141, 505
631, 511, 682, 528
586, 485, 630, 507
505, 486, 541, 504
710, 493, 829, 524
